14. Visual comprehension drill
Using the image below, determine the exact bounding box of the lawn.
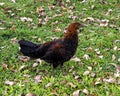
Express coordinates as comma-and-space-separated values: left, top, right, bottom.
0, 0, 120, 96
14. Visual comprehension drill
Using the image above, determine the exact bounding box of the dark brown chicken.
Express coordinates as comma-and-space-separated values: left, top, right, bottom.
18, 22, 83, 68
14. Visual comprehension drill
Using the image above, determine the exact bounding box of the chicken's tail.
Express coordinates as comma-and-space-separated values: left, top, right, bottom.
18, 39, 40, 58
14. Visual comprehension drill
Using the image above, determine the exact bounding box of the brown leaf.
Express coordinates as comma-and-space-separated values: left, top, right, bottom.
112, 54, 116, 61
60, 80, 67, 84
83, 54, 90, 60
18, 56, 30, 62
26, 93, 36, 96
87, 66, 92, 71
73, 90, 80, 96
34, 75, 42, 83
10, 37, 18, 44
82, 89, 89, 95
11, 0, 16, 3
2, 63, 8, 70
91, 72, 96, 77
32, 63, 38, 67
68, 82, 76, 88
0, 2, 5, 6
5, 80, 15, 85
100, 19, 109, 27
45, 82, 52, 88
71, 57, 81, 62
20, 17, 33, 22
103, 77, 116, 83
118, 79, 120, 85
83, 70, 90, 76
118, 58, 120, 63
105, 9, 112, 16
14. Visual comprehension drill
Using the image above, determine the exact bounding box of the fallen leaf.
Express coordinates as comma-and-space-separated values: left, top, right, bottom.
60, 80, 67, 84
23, 74, 30, 78
34, 75, 42, 83
73, 90, 80, 96
95, 81, 101, 85
0, 27, 6, 30
32, 63, 38, 67
20, 17, 33, 22
2, 63, 8, 70
0, 2, 5, 6
91, 72, 96, 77
100, 19, 109, 27
83, 54, 90, 60
98, 55, 103, 59
114, 69, 119, 78
11, 0, 16, 3
112, 54, 116, 61
113, 46, 118, 50
83, 70, 90, 76
68, 82, 76, 88
18, 56, 30, 62
118, 58, 120, 63
26, 93, 36, 96
87, 66, 92, 71
36, 6, 45, 13
10, 37, 18, 43
45, 82, 52, 88
103, 77, 116, 83
71, 57, 81, 62
5, 80, 15, 85
105, 9, 112, 15
118, 79, 120, 85
82, 89, 89, 95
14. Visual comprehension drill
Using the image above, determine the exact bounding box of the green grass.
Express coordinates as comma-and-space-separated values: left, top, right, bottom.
0, 0, 120, 96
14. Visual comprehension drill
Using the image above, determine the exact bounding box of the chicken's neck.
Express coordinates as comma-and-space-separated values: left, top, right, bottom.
63, 30, 78, 46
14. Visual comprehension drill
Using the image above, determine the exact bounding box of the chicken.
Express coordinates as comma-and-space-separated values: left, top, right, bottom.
18, 22, 83, 68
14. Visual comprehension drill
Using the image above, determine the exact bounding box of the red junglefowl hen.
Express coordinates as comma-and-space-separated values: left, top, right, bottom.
18, 22, 83, 68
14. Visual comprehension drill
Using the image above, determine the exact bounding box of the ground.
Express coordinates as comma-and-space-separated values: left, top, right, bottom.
0, 0, 120, 96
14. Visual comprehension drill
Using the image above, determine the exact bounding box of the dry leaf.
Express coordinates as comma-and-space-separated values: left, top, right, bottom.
36, 6, 45, 13
0, 27, 6, 30
10, 37, 18, 43
2, 63, 8, 70
71, 57, 81, 62
82, 89, 89, 95
0, 2, 5, 6
23, 74, 30, 78
10, 0, 16, 3
98, 55, 103, 59
34, 75, 42, 83
118, 58, 120, 63
5, 80, 15, 85
45, 82, 52, 88
26, 93, 36, 96
83, 70, 90, 76
105, 9, 112, 15
73, 90, 80, 96
114, 69, 119, 78
118, 79, 120, 85
83, 54, 90, 60
68, 82, 76, 88
18, 56, 30, 62
91, 72, 96, 77
95, 81, 101, 85
113, 46, 118, 50
20, 17, 33, 22
87, 66, 92, 71
112, 54, 116, 61
100, 19, 109, 27
32, 63, 38, 67
103, 77, 116, 83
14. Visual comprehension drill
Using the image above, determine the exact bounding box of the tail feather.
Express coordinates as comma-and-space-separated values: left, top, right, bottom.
18, 39, 40, 58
